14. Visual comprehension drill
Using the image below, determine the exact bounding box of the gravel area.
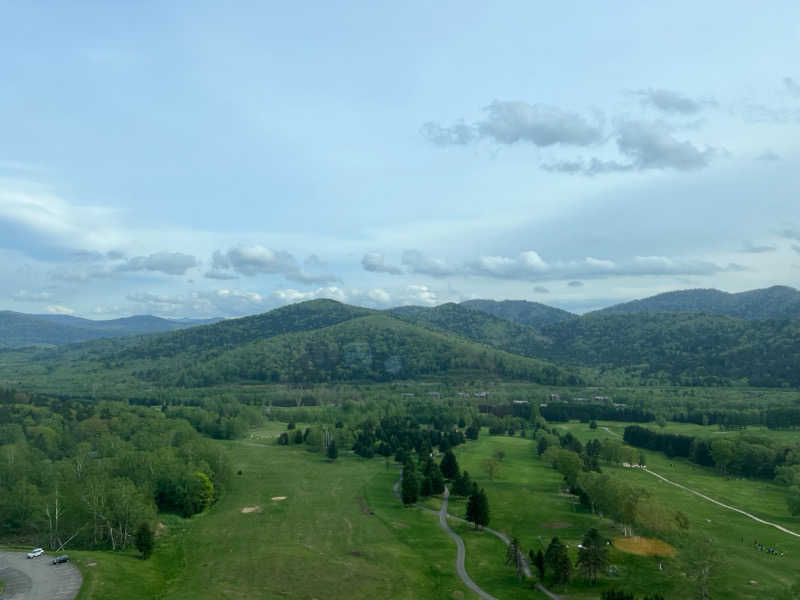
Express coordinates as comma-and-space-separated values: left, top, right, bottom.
0, 551, 82, 600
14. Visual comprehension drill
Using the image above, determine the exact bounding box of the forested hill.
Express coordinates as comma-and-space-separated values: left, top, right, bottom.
112, 299, 375, 359
593, 285, 800, 320
133, 314, 581, 387
0, 310, 221, 349
388, 302, 551, 358
460, 299, 576, 328
537, 312, 800, 387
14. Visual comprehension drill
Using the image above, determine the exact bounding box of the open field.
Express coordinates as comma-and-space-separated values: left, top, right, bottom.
7, 417, 800, 599
37, 420, 470, 600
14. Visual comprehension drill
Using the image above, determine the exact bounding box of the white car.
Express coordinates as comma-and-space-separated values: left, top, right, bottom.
27, 548, 44, 558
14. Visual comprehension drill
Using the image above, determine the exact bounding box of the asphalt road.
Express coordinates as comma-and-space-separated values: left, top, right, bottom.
0, 551, 82, 600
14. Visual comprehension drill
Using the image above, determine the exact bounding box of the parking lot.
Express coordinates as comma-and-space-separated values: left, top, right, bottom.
0, 551, 81, 600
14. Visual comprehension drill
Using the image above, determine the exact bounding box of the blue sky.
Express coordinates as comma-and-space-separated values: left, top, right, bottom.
2, 1, 800, 317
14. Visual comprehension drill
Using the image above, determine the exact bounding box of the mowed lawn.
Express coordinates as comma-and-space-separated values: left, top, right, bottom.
543, 421, 800, 598
159, 434, 471, 600
448, 432, 680, 599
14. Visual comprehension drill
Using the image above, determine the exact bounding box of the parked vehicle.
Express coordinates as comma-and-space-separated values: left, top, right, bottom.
51, 554, 69, 564
27, 548, 44, 558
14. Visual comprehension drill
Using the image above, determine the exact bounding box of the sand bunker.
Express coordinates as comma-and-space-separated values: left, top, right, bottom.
613, 536, 676, 557
241, 505, 263, 513
540, 522, 572, 529
271, 496, 287, 501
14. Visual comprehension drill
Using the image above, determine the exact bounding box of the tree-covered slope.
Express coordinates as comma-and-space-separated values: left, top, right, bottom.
388, 302, 551, 358
0, 311, 221, 348
461, 299, 576, 328
538, 312, 800, 386
111, 299, 375, 359
132, 314, 581, 387
594, 285, 800, 320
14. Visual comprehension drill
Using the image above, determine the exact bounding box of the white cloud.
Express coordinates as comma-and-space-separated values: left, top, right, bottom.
46, 304, 75, 315
210, 245, 337, 283
362, 252, 403, 275
118, 251, 199, 276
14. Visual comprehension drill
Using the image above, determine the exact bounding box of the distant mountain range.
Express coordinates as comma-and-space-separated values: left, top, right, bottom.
0, 311, 222, 349
3, 285, 800, 388
591, 285, 800, 320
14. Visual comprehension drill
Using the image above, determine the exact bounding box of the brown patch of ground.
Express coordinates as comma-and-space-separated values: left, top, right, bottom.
241, 505, 263, 513
155, 522, 167, 537
391, 521, 409, 529
540, 521, 572, 529
613, 536, 676, 557
271, 496, 287, 501
87, 561, 97, 567
357, 495, 371, 515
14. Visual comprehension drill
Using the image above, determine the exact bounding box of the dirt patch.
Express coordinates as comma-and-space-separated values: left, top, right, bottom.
613, 536, 676, 557
540, 522, 572, 529
155, 522, 167, 537
241, 505, 263, 513
391, 521, 409, 529
357, 495, 371, 515
271, 496, 287, 501
87, 561, 97, 567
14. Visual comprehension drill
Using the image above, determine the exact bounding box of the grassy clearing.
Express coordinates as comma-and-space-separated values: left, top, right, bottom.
157, 435, 468, 600
530, 421, 800, 598
451, 432, 679, 599
57, 421, 470, 600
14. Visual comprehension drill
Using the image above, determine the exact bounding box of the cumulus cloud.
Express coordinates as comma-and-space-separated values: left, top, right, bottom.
402, 249, 457, 277
468, 250, 550, 279
367, 288, 392, 303
420, 121, 477, 146
362, 252, 403, 275
400, 284, 438, 306
546, 121, 714, 175
741, 241, 776, 253
204, 270, 239, 280
634, 88, 713, 114
615, 121, 713, 170
422, 100, 603, 148
118, 251, 199, 275
209, 245, 337, 283
127, 289, 270, 316
46, 304, 75, 315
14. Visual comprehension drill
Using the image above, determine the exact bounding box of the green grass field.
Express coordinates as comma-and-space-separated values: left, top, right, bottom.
58, 421, 470, 600
14, 419, 800, 600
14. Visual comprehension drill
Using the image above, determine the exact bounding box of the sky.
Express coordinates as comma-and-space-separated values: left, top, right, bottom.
2, 1, 800, 318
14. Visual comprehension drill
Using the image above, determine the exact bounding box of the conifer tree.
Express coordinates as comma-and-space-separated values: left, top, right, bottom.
440, 449, 459, 480
544, 537, 572, 585
401, 462, 419, 505
327, 440, 338, 461
576, 528, 608, 584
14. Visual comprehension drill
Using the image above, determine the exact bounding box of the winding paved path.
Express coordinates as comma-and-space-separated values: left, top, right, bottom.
640, 468, 800, 538
392, 478, 561, 599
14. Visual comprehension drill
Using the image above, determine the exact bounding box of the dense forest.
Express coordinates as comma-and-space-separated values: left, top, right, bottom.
0, 388, 234, 550
592, 286, 800, 320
